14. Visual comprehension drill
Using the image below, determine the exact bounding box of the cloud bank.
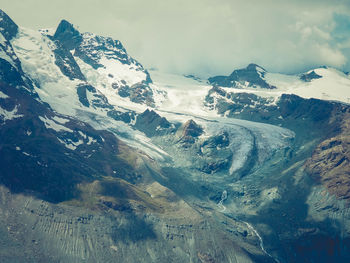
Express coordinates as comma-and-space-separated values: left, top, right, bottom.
2, 0, 350, 76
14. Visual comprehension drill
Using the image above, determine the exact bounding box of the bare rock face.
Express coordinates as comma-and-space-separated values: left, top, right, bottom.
53, 19, 83, 50
305, 111, 350, 201
128, 82, 155, 106
135, 109, 172, 137
177, 119, 203, 145
300, 70, 322, 82
0, 9, 18, 41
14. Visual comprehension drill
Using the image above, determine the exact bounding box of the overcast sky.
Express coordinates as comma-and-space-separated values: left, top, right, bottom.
2, 0, 350, 76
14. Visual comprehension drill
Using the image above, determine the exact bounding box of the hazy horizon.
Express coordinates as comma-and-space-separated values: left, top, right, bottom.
2, 0, 350, 77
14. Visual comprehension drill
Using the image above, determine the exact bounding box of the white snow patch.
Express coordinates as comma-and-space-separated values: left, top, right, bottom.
0, 105, 23, 121
78, 131, 87, 139
0, 90, 9, 99
52, 116, 70, 124
57, 137, 84, 150
0, 33, 7, 46
39, 116, 73, 133
87, 136, 97, 145
78, 131, 96, 145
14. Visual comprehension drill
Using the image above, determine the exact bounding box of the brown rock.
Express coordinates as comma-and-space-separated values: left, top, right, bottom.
305, 112, 350, 201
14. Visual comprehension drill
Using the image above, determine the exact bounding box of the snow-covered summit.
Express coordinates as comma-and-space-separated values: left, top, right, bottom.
51, 19, 151, 82
208, 64, 350, 104
4, 17, 160, 126
51, 19, 155, 106
264, 67, 350, 103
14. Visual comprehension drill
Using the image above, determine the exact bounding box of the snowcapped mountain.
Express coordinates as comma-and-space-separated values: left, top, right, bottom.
1, 9, 350, 263
207, 63, 350, 105
11, 17, 166, 127
0, 10, 154, 203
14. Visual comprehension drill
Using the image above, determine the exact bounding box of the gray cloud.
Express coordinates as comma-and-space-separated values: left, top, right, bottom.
2, 0, 350, 76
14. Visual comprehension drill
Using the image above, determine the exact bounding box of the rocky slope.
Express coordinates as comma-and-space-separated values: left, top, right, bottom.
305, 109, 350, 201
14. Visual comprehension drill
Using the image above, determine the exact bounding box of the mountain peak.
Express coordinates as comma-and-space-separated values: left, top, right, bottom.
208, 63, 275, 89
0, 9, 18, 41
53, 19, 82, 50
246, 63, 266, 72
54, 19, 79, 36
182, 119, 203, 138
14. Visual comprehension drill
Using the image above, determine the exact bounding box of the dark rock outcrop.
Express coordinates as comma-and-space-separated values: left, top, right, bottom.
52, 44, 86, 81
51, 20, 87, 81
0, 9, 18, 41
181, 120, 203, 138
300, 70, 322, 82
177, 119, 203, 145
107, 110, 136, 124
208, 63, 276, 89
128, 82, 155, 106
135, 109, 172, 137
53, 19, 82, 50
